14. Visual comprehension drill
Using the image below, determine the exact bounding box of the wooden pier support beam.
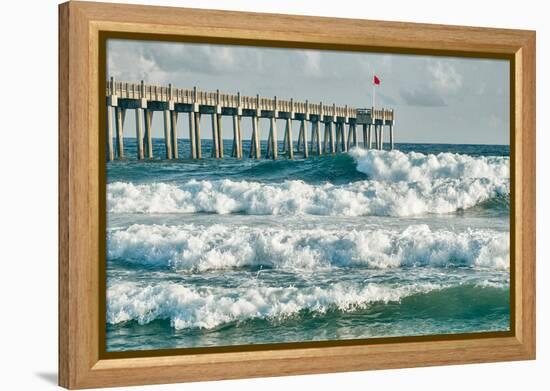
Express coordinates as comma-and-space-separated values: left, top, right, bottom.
323, 122, 329, 154
107, 77, 117, 160
285, 118, 294, 159
315, 121, 322, 155
232, 92, 243, 159
191, 86, 201, 159
296, 120, 303, 152
188, 112, 196, 159
211, 113, 219, 158
266, 121, 271, 159
163, 109, 173, 159
249, 116, 261, 159
378, 125, 384, 150
232, 115, 236, 158
300, 119, 309, 158
269, 117, 278, 160
171, 111, 178, 159
282, 122, 288, 154
389, 124, 394, 150
115, 107, 126, 159
135, 108, 145, 160
309, 121, 315, 155
144, 110, 153, 159
195, 112, 202, 159
250, 94, 262, 159
329, 121, 336, 153
254, 116, 261, 159
168, 84, 178, 159
309, 121, 317, 156
368, 124, 373, 149
106, 106, 114, 161
341, 123, 348, 152
232, 115, 241, 159
237, 116, 243, 159
350, 123, 358, 149
217, 114, 224, 158
334, 123, 341, 152
212, 90, 221, 158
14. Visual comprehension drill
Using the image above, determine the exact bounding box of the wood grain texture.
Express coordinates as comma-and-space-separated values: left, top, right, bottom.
58, 1, 536, 389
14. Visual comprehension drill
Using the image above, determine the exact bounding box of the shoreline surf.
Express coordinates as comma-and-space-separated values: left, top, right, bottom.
105, 144, 511, 352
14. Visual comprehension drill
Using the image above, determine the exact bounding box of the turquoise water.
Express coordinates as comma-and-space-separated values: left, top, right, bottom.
106, 140, 510, 352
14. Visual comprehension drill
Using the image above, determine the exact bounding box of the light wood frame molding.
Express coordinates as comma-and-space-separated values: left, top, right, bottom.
59, 1, 536, 388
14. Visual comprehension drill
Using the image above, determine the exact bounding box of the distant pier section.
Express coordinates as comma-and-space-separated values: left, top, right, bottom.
106, 79, 396, 161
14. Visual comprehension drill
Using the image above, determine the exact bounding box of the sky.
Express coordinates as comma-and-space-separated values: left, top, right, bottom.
107, 39, 510, 145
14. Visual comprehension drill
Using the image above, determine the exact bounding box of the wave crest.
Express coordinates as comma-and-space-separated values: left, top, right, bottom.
108, 224, 509, 271
107, 281, 441, 329
107, 150, 509, 217
349, 148, 509, 182
108, 176, 508, 217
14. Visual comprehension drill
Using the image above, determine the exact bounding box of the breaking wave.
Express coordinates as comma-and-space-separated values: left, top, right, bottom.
106, 281, 509, 331
349, 148, 509, 182
106, 281, 442, 329
107, 150, 509, 217
107, 223, 509, 271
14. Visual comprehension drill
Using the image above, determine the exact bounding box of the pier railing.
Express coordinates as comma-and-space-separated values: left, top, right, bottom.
106, 80, 394, 121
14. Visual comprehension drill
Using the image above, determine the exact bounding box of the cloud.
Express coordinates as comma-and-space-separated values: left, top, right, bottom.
400, 88, 447, 107
428, 60, 463, 93
141, 44, 236, 74
397, 59, 464, 107
299, 50, 322, 77
107, 41, 170, 83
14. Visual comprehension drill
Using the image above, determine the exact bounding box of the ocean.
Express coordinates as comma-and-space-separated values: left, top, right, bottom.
105, 139, 510, 352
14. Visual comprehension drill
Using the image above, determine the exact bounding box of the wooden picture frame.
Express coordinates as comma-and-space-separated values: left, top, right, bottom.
59, 1, 536, 388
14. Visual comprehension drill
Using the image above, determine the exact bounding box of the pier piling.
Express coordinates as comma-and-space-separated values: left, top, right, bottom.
195, 112, 202, 159
285, 118, 294, 159
237, 115, 243, 159
232, 115, 240, 159
300, 119, 309, 158
115, 107, 126, 159
171, 111, 179, 159
211, 113, 219, 158
269, 117, 278, 160
144, 110, 153, 159
163, 109, 173, 159
341, 123, 348, 152
106, 106, 115, 161
135, 108, 145, 160
315, 121, 322, 155
188, 112, 196, 159
217, 114, 224, 158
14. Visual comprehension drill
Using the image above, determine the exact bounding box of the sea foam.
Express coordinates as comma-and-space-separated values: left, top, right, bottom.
107, 280, 442, 329
107, 150, 509, 217
349, 148, 509, 182
108, 223, 509, 271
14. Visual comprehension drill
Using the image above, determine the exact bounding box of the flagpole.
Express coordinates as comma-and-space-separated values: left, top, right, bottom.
372, 77, 376, 109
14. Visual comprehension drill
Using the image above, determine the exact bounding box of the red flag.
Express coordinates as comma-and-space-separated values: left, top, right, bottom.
373, 75, 381, 85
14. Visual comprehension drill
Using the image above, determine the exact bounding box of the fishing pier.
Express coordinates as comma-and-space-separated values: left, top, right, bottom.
106, 79, 396, 161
